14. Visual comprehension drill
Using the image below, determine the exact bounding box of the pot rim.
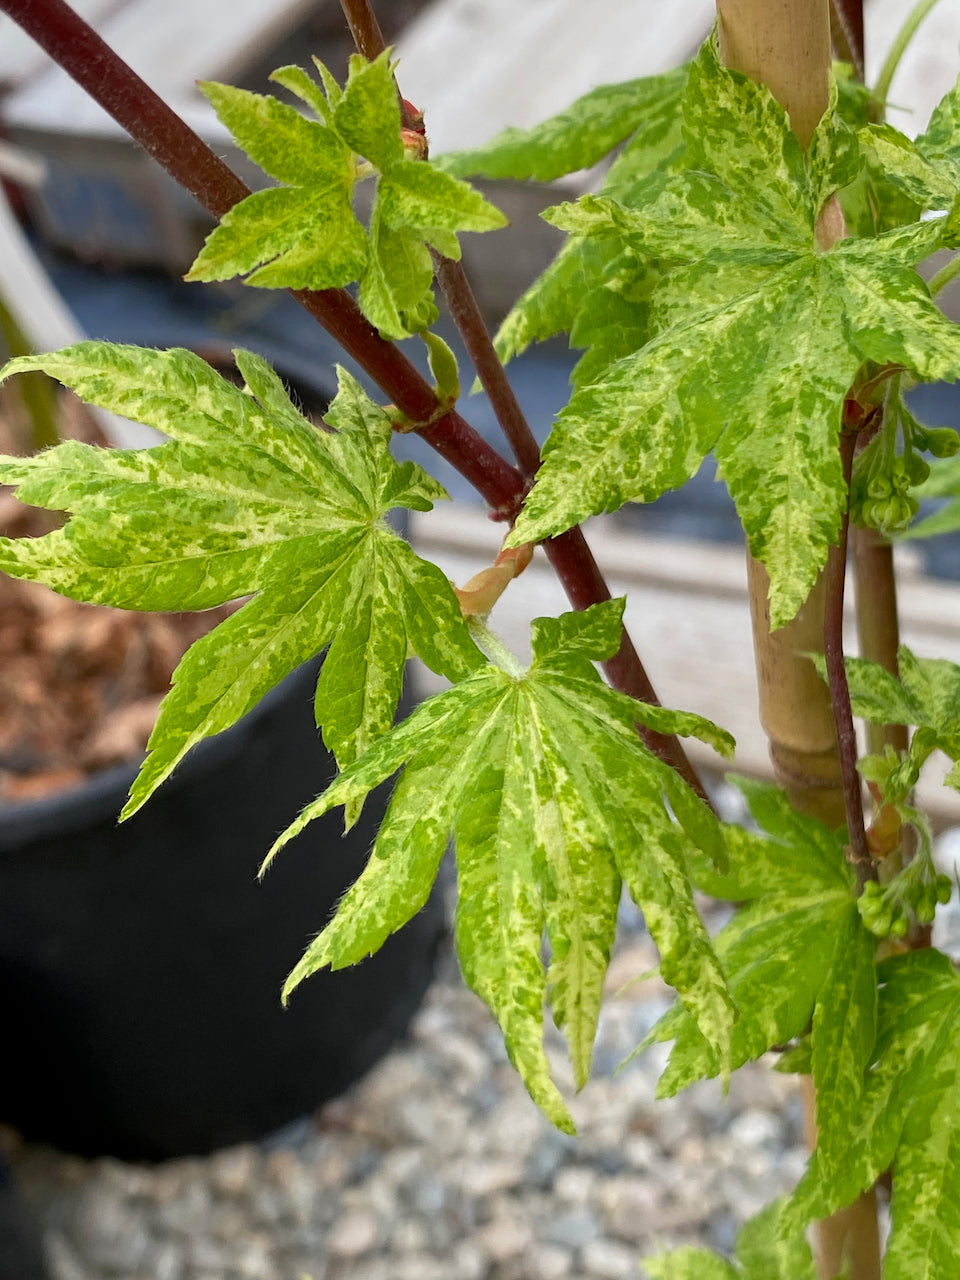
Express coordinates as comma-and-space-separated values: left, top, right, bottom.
0, 657, 321, 850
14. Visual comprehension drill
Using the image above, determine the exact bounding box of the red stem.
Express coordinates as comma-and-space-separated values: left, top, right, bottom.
337, 0, 708, 800
825, 431, 872, 875
431, 255, 544, 480
829, 0, 865, 79
340, 0, 386, 62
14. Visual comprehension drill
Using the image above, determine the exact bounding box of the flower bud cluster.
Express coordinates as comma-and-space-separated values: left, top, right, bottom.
849, 384, 959, 537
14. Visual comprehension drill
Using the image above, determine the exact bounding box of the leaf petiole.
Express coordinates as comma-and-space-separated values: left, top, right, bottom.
466, 617, 525, 677
928, 250, 960, 298
873, 0, 945, 109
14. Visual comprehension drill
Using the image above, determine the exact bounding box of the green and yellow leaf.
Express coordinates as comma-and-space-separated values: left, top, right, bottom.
0, 344, 482, 817
634, 777, 859, 1097
265, 599, 735, 1130
505, 39, 960, 628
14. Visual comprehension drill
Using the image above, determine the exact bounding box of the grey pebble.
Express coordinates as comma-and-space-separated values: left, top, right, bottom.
581, 1237, 637, 1278
526, 1241, 574, 1279
12, 869, 810, 1280
545, 1207, 602, 1250
326, 1208, 380, 1257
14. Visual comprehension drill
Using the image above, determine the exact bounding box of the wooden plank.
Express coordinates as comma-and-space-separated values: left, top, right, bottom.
409, 506, 960, 825
395, 0, 716, 158
4, 0, 317, 137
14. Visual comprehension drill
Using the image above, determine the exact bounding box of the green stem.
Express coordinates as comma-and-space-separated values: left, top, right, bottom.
825, 431, 873, 881
0, 291, 60, 450
873, 0, 943, 106
467, 618, 525, 678
928, 251, 960, 298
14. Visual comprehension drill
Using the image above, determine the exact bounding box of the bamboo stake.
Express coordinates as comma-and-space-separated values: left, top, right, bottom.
717, 3, 881, 1276
717, 0, 831, 148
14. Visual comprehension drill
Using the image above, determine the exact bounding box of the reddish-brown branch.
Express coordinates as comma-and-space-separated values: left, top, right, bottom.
336, 0, 710, 801
431, 255, 544, 480
825, 432, 872, 875
340, 0, 386, 62
829, 0, 865, 79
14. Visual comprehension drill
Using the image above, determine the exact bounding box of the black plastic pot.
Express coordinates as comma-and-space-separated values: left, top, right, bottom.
0, 659, 443, 1161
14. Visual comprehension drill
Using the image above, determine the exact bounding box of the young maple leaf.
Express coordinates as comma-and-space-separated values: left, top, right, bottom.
635, 775, 875, 1172
262, 598, 736, 1133
859, 73, 960, 212
188, 52, 505, 339
506, 38, 960, 629
786, 949, 960, 1280
0, 345, 483, 818
825, 645, 960, 792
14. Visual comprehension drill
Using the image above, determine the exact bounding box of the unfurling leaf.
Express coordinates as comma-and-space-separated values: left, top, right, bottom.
824, 645, 960, 794
187, 81, 366, 290
0, 345, 482, 818
186, 52, 504, 338
266, 599, 735, 1132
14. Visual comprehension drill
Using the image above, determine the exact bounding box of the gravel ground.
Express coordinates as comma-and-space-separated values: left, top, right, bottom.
11, 800, 960, 1280
4, 890, 811, 1280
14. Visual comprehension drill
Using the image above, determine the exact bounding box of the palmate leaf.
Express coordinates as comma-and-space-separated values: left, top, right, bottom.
786, 950, 960, 1280
0, 344, 483, 817
487, 57, 870, 375
506, 39, 960, 628
436, 64, 687, 184
859, 74, 960, 212
186, 79, 367, 290
635, 777, 864, 1099
187, 52, 504, 336
485, 71, 686, 380
827, 645, 960, 791
263, 598, 735, 1132
644, 1197, 816, 1280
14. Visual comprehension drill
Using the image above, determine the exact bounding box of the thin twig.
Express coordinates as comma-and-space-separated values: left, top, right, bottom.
0, 0, 523, 515
829, 0, 864, 79
825, 432, 872, 877
873, 0, 944, 108
338, 0, 544, 481
340, 0, 386, 62
431, 255, 543, 480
